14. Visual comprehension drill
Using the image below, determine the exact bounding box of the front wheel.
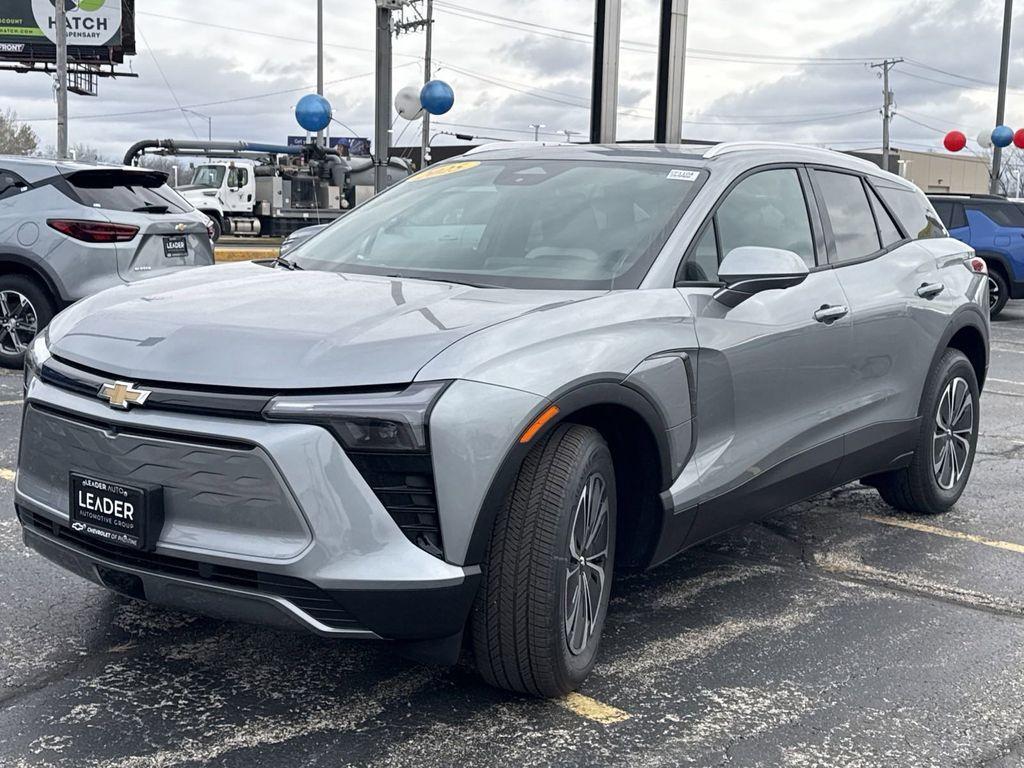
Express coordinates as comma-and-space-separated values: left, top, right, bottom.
872, 349, 979, 514
0, 274, 54, 370
471, 424, 616, 697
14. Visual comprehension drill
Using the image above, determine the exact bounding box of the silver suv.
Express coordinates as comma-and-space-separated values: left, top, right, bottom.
17, 143, 989, 696
0, 156, 214, 367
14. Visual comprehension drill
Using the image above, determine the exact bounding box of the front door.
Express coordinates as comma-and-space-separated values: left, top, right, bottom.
674, 166, 854, 545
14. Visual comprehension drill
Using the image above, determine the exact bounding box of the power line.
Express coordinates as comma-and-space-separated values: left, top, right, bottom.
138, 26, 198, 139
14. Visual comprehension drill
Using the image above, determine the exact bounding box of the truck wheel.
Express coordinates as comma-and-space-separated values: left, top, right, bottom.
471, 423, 616, 697
0, 274, 54, 370
987, 268, 1009, 318
871, 349, 979, 514
207, 215, 223, 242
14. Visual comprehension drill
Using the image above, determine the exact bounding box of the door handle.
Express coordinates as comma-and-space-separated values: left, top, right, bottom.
916, 282, 945, 300
814, 304, 849, 324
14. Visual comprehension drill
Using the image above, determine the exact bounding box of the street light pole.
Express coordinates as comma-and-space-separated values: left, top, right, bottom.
374, 1, 393, 192
184, 109, 212, 141
55, 0, 68, 159
530, 123, 546, 141
991, 0, 1013, 194
316, 0, 325, 147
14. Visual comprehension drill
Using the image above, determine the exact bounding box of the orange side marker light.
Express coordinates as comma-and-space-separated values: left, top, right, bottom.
519, 405, 560, 444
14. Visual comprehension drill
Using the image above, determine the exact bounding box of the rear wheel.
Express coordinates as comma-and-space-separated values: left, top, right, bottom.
872, 349, 979, 514
987, 268, 1009, 318
0, 274, 54, 370
471, 424, 616, 697
207, 214, 223, 242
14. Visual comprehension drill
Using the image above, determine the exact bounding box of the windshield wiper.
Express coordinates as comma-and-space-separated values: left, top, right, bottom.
275, 256, 304, 271
133, 204, 169, 213
384, 273, 497, 289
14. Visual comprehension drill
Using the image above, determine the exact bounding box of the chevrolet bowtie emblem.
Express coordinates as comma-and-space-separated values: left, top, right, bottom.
98, 381, 151, 410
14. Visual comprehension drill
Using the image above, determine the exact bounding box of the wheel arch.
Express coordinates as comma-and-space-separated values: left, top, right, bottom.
464, 380, 675, 568
928, 307, 989, 399
0, 252, 65, 307
975, 250, 1012, 282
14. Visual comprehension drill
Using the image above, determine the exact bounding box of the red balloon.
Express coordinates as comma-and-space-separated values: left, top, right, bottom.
1014, 128, 1024, 149
943, 130, 967, 152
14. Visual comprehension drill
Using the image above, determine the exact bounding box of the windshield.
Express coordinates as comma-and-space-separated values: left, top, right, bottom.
293, 159, 705, 289
191, 165, 226, 188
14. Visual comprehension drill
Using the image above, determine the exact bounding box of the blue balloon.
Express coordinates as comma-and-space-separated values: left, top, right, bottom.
295, 94, 332, 133
992, 125, 1014, 148
420, 80, 455, 116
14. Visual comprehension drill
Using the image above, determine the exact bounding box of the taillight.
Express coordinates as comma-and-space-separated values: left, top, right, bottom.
965, 257, 988, 275
47, 219, 139, 243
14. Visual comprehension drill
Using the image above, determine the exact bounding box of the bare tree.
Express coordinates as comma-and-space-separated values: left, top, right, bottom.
139, 155, 192, 187
0, 110, 39, 155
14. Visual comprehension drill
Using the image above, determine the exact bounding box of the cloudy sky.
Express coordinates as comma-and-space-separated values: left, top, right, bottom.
4, 0, 1023, 162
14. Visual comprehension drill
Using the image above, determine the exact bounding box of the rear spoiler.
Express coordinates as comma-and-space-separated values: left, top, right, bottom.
64, 168, 169, 188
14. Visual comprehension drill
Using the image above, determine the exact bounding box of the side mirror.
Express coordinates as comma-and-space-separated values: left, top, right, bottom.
714, 247, 810, 308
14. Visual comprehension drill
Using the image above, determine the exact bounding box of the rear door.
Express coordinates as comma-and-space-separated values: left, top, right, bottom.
965, 201, 1024, 281
675, 166, 854, 544
821, 171, 950, 475
64, 169, 214, 280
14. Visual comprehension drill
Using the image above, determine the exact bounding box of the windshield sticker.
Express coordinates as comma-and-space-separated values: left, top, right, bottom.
410, 161, 481, 182
666, 169, 700, 181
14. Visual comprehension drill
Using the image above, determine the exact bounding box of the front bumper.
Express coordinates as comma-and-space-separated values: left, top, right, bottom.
16, 379, 480, 642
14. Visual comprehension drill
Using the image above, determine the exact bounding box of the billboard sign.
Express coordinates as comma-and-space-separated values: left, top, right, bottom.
0, 0, 135, 63
287, 135, 372, 157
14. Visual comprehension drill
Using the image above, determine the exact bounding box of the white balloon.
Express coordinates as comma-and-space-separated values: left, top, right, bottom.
395, 85, 425, 120
977, 129, 993, 149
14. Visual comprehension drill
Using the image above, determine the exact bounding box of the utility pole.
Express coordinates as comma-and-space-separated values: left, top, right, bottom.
991, 0, 1013, 194
654, 0, 688, 144
374, 1, 393, 192
871, 58, 902, 173
420, 0, 434, 167
55, 0, 68, 159
561, 129, 580, 143
316, 0, 325, 147
530, 124, 546, 141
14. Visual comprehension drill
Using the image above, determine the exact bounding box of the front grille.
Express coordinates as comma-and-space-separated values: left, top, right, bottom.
346, 451, 444, 558
19, 509, 359, 630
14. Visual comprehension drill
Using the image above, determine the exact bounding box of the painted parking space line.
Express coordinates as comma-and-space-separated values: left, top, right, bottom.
864, 514, 1024, 555
557, 693, 631, 724
0, 468, 14, 483
986, 390, 1024, 399
0, 398, 23, 406
989, 378, 1024, 387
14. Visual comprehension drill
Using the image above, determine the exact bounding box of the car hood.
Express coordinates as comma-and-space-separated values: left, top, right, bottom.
47, 262, 603, 389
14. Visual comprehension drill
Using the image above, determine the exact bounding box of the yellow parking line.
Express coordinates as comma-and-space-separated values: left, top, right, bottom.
0, 468, 15, 483
0, 399, 22, 406
557, 693, 631, 724
864, 514, 1024, 555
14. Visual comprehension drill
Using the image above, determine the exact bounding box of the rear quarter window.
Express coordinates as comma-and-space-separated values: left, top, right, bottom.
876, 183, 946, 240
968, 202, 1024, 228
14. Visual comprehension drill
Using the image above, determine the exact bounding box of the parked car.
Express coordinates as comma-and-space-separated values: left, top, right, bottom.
279, 222, 328, 256
0, 156, 215, 368
17, 142, 989, 697
928, 193, 1024, 318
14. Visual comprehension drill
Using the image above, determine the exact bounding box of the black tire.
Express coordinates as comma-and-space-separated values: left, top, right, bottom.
0, 274, 55, 370
873, 349, 979, 514
987, 268, 1009, 319
471, 423, 616, 697
207, 214, 223, 242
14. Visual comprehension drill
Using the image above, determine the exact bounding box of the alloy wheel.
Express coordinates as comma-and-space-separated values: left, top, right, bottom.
932, 376, 973, 491
564, 472, 610, 656
0, 291, 37, 356
988, 276, 1000, 312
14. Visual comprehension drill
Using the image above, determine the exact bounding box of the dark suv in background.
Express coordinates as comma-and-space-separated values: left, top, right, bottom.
929, 194, 1024, 318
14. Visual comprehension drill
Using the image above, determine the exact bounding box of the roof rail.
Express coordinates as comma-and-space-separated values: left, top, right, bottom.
926, 192, 1007, 200
464, 140, 571, 156
702, 141, 819, 159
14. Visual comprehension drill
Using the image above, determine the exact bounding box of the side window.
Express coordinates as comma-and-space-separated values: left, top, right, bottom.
951, 204, 967, 230
931, 200, 954, 229
867, 186, 903, 247
814, 170, 881, 262
877, 184, 946, 239
236, 167, 249, 188
715, 169, 816, 267
679, 223, 719, 282
0, 170, 29, 202
969, 202, 1024, 228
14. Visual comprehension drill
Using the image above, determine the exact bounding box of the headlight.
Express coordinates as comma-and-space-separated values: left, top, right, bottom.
263, 381, 449, 452
23, 332, 51, 394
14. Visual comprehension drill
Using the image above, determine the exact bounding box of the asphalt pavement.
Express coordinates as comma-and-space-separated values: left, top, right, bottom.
1, 304, 1022, 767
